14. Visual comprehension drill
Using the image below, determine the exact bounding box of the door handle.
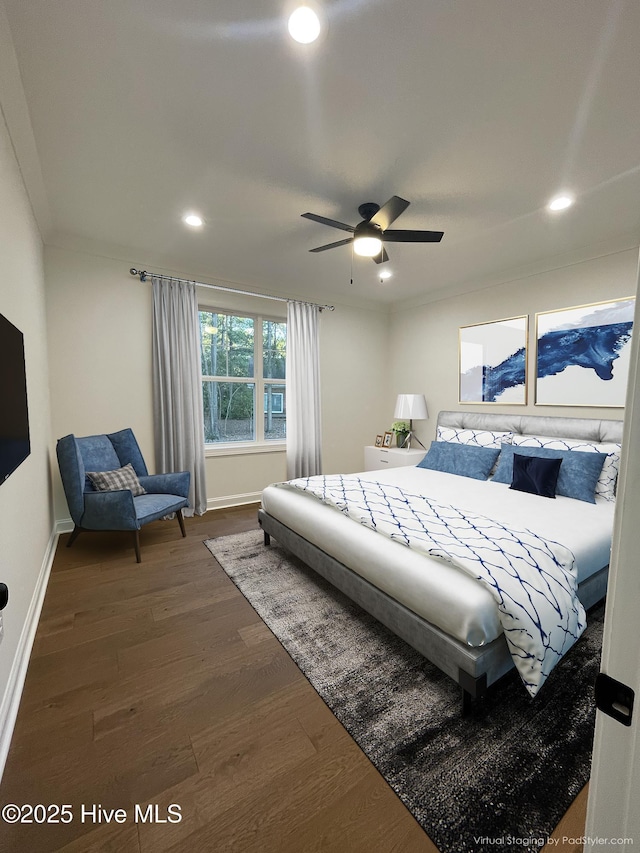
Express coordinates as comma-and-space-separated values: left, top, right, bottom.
595, 673, 634, 726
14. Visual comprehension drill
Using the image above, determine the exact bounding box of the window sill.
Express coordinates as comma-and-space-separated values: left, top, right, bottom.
205, 441, 286, 458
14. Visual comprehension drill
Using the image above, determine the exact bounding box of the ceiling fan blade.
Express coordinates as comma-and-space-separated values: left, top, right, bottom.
372, 247, 389, 264
309, 237, 354, 253
369, 195, 410, 230
383, 229, 444, 243
301, 212, 355, 233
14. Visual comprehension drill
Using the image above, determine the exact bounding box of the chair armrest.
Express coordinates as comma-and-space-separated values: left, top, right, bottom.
139, 472, 190, 499
81, 489, 138, 530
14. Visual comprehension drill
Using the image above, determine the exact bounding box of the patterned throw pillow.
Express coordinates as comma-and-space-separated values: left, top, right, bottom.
512, 435, 621, 502
86, 462, 146, 496
436, 426, 515, 449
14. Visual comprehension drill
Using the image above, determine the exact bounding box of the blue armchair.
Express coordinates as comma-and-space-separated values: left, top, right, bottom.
56, 428, 190, 563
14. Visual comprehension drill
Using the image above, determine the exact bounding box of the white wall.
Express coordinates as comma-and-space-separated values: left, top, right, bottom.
0, 108, 54, 768
45, 245, 390, 521
320, 303, 390, 474
389, 248, 639, 444
45, 247, 156, 520
46, 242, 636, 524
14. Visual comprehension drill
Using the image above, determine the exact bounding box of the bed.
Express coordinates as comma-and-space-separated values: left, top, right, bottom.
258, 411, 623, 712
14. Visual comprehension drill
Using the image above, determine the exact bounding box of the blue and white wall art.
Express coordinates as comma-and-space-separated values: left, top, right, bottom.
459, 316, 527, 404
536, 297, 635, 407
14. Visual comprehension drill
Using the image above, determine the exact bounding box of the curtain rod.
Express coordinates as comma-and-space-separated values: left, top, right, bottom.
129, 268, 335, 311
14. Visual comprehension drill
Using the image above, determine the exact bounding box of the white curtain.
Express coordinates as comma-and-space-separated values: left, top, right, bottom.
286, 301, 323, 479
152, 277, 207, 515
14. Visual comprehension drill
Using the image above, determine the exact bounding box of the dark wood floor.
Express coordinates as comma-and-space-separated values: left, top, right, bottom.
0, 507, 586, 852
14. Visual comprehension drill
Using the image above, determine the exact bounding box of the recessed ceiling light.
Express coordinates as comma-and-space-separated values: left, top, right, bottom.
183, 213, 204, 227
547, 194, 574, 212
379, 269, 393, 280
288, 6, 321, 43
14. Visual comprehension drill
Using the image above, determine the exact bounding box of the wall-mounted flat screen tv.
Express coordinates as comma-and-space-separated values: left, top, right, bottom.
0, 312, 30, 484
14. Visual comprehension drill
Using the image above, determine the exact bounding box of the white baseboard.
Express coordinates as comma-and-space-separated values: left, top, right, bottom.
0, 525, 58, 782
56, 494, 261, 528
206, 491, 262, 511
56, 517, 73, 534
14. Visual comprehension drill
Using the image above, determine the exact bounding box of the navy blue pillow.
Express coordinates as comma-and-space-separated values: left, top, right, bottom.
492, 443, 606, 503
510, 453, 562, 499
417, 441, 500, 480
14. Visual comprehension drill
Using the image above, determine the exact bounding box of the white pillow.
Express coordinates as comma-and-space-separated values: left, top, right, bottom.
436, 426, 515, 449
512, 435, 621, 502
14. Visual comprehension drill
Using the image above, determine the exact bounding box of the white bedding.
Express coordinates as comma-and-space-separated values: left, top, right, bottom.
261, 465, 615, 648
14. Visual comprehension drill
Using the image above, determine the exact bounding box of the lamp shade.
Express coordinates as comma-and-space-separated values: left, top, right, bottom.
394, 394, 428, 420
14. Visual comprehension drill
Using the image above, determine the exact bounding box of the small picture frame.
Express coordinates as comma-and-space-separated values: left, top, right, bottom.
374, 434, 384, 447
382, 431, 393, 448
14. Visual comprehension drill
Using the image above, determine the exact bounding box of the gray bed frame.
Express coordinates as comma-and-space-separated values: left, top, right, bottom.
258, 410, 624, 713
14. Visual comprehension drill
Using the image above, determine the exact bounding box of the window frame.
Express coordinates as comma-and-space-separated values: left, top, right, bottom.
199, 306, 286, 454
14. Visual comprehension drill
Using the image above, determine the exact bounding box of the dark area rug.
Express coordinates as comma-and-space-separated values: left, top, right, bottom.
205, 530, 602, 853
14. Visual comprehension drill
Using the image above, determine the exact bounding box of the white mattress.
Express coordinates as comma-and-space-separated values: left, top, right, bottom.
261, 466, 615, 647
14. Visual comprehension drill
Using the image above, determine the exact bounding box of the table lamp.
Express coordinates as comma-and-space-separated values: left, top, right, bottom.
393, 394, 428, 449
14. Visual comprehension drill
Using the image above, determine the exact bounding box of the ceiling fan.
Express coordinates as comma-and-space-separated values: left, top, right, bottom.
302, 195, 443, 264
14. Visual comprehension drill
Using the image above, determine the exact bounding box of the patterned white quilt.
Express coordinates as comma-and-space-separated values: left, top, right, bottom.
278, 474, 585, 697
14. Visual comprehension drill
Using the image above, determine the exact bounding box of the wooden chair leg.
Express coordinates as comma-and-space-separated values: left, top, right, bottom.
176, 508, 186, 538
133, 530, 141, 563
67, 526, 81, 548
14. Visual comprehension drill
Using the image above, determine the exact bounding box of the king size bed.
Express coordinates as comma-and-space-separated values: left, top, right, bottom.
258, 411, 623, 712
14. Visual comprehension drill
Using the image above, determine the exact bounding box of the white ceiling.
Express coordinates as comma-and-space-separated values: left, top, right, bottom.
4, 0, 640, 307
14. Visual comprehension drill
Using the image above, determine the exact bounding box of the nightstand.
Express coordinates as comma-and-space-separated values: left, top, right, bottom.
364, 445, 426, 471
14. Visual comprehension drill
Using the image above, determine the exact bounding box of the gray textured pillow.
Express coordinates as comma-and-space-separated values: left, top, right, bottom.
86, 462, 146, 496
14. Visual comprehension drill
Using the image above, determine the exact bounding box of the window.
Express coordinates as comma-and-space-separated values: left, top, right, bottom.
199, 310, 286, 445
264, 391, 284, 414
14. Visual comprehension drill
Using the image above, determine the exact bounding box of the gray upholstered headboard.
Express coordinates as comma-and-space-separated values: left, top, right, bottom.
437, 410, 624, 444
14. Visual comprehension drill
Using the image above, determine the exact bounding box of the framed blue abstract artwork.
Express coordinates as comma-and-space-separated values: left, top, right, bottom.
535, 297, 635, 407
459, 316, 527, 404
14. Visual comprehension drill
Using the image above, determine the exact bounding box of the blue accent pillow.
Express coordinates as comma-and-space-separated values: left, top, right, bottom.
510, 453, 562, 499
417, 441, 500, 480
492, 443, 606, 503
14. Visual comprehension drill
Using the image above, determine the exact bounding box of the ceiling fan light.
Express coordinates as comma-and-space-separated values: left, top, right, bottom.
354, 236, 383, 257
